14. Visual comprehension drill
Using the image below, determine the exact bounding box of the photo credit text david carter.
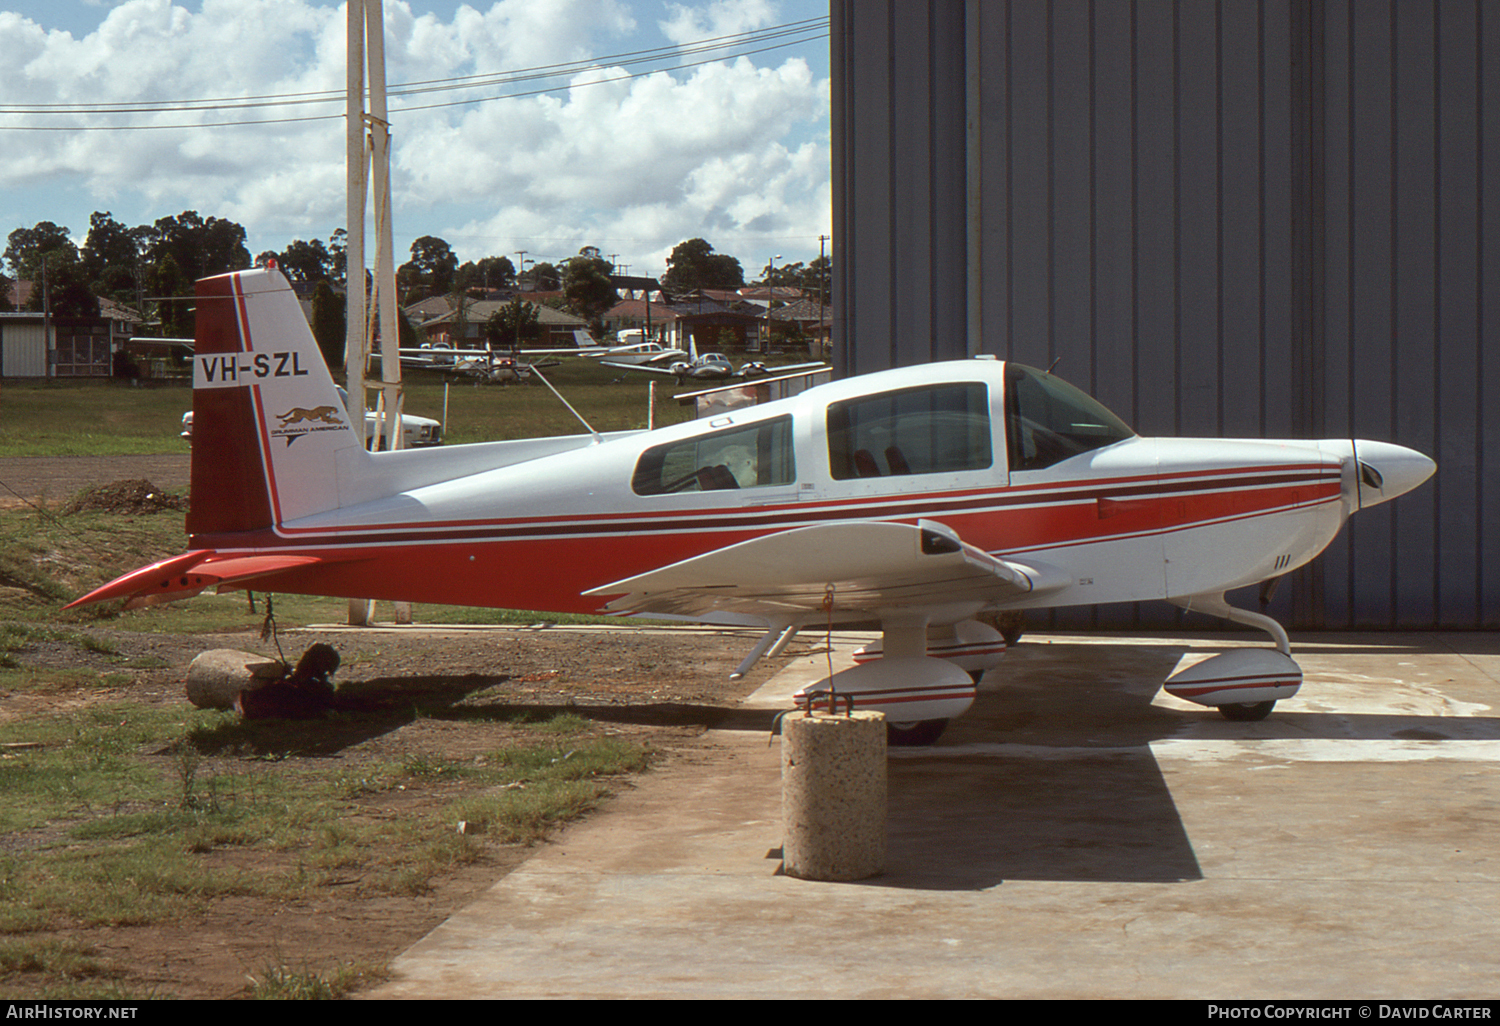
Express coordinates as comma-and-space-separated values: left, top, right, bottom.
1209, 1007, 1493, 1020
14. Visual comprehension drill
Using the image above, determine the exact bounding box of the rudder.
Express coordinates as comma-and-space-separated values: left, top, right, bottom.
187, 267, 363, 536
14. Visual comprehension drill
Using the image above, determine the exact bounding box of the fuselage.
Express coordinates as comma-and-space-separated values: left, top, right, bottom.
190, 358, 1430, 622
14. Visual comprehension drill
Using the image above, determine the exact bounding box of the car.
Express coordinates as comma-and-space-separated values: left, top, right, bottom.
182, 386, 442, 449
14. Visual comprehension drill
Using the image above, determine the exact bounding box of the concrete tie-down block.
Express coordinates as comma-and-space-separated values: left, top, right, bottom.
184, 649, 286, 710
780, 710, 887, 881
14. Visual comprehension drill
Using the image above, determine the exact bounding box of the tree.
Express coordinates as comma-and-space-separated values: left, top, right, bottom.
398, 235, 458, 301
141, 211, 250, 282
41, 257, 100, 318
271, 238, 337, 286
146, 252, 193, 337
3, 223, 98, 317
310, 281, 345, 369
4, 221, 76, 280
757, 254, 832, 297
562, 250, 619, 323
662, 238, 744, 294
81, 212, 146, 302
520, 260, 561, 293
485, 298, 541, 348
326, 229, 349, 289
454, 255, 515, 293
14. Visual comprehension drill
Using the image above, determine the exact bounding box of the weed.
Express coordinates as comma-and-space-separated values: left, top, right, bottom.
172, 741, 201, 809
245, 954, 390, 999
399, 751, 459, 781
0, 937, 113, 983
536, 711, 592, 734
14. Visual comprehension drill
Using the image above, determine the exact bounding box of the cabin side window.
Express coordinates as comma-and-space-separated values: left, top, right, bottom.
826, 383, 992, 480
632, 416, 795, 495
1003, 364, 1136, 471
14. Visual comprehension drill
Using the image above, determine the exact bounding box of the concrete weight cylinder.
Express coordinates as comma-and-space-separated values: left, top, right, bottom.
184, 649, 286, 709
780, 710, 887, 881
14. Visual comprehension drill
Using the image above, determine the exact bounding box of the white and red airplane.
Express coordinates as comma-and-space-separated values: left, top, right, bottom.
70, 268, 1436, 744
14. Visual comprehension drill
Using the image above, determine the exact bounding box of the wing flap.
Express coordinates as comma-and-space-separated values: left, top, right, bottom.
585, 520, 1060, 620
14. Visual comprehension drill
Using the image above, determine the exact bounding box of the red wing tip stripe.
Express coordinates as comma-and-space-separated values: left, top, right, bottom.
1166, 678, 1301, 698
1171, 672, 1303, 686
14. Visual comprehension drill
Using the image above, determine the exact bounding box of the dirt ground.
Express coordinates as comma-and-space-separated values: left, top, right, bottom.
0, 456, 802, 998
4, 621, 799, 1000
0, 455, 191, 509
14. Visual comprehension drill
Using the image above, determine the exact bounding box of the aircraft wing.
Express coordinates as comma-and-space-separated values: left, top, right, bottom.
598, 360, 680, 375
739, 361, 830, 378
584, 520, 1067, 620
65, 550, 365, 610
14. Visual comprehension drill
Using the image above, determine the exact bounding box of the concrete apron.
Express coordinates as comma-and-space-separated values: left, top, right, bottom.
366, 631, 1500, 1000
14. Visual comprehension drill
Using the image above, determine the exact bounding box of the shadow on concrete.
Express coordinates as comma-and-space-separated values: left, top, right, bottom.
879, 748, 1198, 889
868, 639, 1201, 889
859, 634, 1500, 891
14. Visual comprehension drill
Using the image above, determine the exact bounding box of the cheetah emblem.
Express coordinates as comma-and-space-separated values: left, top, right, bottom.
277, 405, 342, 427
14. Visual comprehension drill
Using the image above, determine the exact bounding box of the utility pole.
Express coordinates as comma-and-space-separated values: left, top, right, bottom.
345, 0, 401, 449
345, 0, 407, 625
818, 234, 829, 358
41, 255, 52, 379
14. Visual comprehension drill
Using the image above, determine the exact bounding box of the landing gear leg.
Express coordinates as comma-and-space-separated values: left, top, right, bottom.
1170, 592, 1291, 655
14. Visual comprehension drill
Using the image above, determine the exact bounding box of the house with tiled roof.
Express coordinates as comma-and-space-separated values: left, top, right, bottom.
600, 296, 678, 342
404, 294, 588, 349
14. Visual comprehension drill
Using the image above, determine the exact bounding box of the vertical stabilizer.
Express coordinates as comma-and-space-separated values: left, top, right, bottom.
187, 267, 364, 535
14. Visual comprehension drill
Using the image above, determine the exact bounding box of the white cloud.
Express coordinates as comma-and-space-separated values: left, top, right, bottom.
0, 0, 830, 273
659, 0, 780, 47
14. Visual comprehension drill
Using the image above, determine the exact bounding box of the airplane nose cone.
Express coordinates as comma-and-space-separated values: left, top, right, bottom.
1351, 439, 1436, 508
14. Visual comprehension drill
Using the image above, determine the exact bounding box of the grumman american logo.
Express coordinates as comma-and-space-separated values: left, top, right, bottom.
271, 405, 346, 447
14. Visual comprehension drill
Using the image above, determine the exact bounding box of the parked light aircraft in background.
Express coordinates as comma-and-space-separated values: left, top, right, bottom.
592, 340, 690, 367
394, 345, 560, 383
70, 268, 1436, 744
605, 349, 830, 385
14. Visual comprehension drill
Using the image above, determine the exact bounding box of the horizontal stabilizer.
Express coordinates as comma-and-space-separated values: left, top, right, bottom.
66, 551, 347, 610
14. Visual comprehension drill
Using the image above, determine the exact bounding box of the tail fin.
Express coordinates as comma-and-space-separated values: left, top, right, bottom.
188, 267, 364, 535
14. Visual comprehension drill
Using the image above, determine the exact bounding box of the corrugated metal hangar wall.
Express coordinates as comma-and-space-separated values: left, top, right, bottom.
831, 0, 1498, 630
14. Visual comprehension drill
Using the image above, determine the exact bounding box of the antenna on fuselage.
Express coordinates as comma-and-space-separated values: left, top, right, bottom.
529, 363, 602, 444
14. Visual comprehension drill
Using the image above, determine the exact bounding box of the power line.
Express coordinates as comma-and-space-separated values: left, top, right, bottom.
0, 18, 828, 131
0, 17, 826, 113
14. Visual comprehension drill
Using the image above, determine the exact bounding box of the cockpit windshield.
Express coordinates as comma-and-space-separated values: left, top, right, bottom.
1004, 364, 1135, 471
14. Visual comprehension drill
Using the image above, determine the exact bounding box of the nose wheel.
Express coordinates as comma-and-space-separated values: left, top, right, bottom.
887, 719, 949, 746
1218, 700, 1276, 722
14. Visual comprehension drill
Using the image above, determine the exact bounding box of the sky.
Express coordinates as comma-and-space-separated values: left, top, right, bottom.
0, 0, 831, 282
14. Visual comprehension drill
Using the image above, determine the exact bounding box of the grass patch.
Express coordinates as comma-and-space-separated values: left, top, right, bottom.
0, 379, 193, 458
0, 698, 651, 994
0, 937, 117, 990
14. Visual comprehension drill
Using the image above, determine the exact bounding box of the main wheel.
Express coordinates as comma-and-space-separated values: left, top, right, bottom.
887, 719, 949, 746
1218, 700, 1276, 722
